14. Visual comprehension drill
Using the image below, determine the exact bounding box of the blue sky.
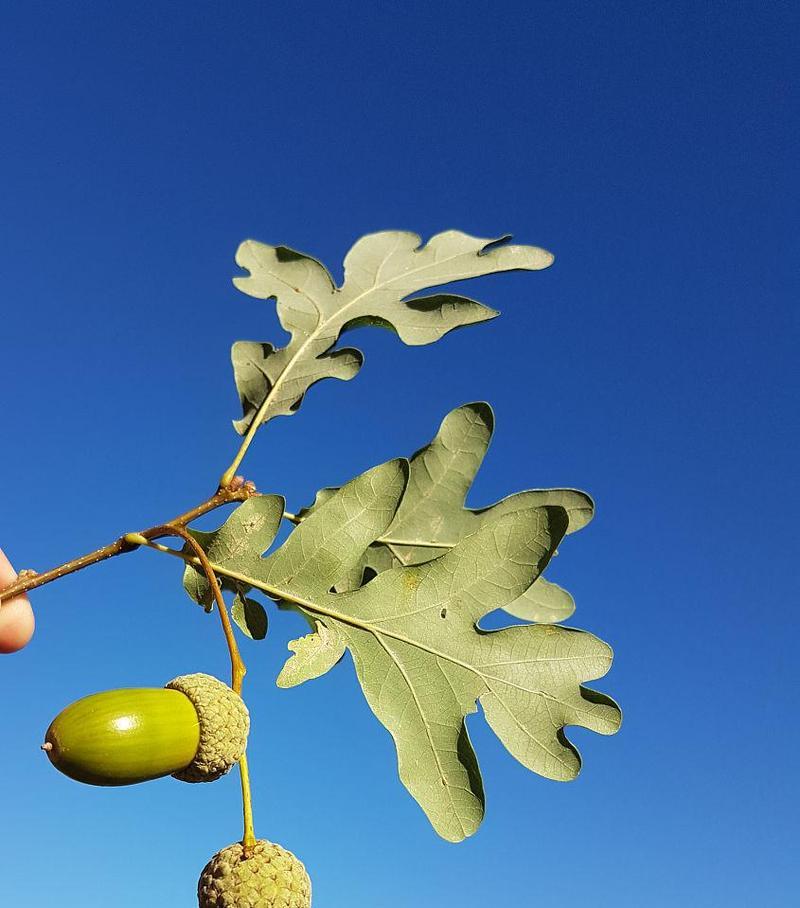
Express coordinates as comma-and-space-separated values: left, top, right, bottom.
0, 2, 797, 905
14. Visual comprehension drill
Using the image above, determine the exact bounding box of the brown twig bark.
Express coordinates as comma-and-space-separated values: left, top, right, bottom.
0, 484, 256, 604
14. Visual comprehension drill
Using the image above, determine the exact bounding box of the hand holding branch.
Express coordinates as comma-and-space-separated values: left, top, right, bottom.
0, 548, 35, 653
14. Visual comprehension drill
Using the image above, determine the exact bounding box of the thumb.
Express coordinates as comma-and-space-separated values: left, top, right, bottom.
0, 548, 35, 654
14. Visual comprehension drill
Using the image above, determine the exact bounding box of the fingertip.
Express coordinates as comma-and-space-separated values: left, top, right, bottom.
0, 597, 35, 654
0, 548, 17, 586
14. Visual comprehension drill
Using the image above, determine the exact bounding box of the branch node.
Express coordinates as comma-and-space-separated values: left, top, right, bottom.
122, 533, 149, 548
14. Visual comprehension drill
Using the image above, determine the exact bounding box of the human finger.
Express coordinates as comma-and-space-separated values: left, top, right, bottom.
0, 548, 35, 654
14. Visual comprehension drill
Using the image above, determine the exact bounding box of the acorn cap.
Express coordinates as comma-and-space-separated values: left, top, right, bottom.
165, 673, 249, 783
198, 840, 311, 908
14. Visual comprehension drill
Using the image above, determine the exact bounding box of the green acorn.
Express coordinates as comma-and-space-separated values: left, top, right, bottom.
198, 840, 311, 908
43, 672, 249, 786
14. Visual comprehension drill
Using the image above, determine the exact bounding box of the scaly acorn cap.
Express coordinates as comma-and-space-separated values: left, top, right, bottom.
165, 673, 249, 783
198, 840, 311, 908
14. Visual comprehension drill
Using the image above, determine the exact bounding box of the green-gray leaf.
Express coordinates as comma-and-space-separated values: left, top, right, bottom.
271, 505, 617, 841
299, 403, 593, 622
232, 593, 269, 640
181, 464, 619, 841
231, 230, 553, 433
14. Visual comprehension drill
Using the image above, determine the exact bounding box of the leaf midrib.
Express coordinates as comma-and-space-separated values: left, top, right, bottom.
190, 555, 596, 702
172, 544, 602, 774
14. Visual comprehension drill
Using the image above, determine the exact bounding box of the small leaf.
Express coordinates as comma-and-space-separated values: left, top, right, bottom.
231, 594, 269, 640
182, 496, 284, 608
277, 619, 346, 687
230, 230, 554, 433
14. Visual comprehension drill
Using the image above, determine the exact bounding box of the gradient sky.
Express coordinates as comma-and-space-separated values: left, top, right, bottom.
1, 3, 797, 906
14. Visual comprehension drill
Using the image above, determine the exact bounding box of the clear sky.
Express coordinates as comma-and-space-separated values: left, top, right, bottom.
0, 2, 797, 906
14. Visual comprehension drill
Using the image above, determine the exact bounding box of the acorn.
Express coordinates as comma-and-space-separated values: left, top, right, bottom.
43, 673, 249, 786
198, 840, 311, 908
